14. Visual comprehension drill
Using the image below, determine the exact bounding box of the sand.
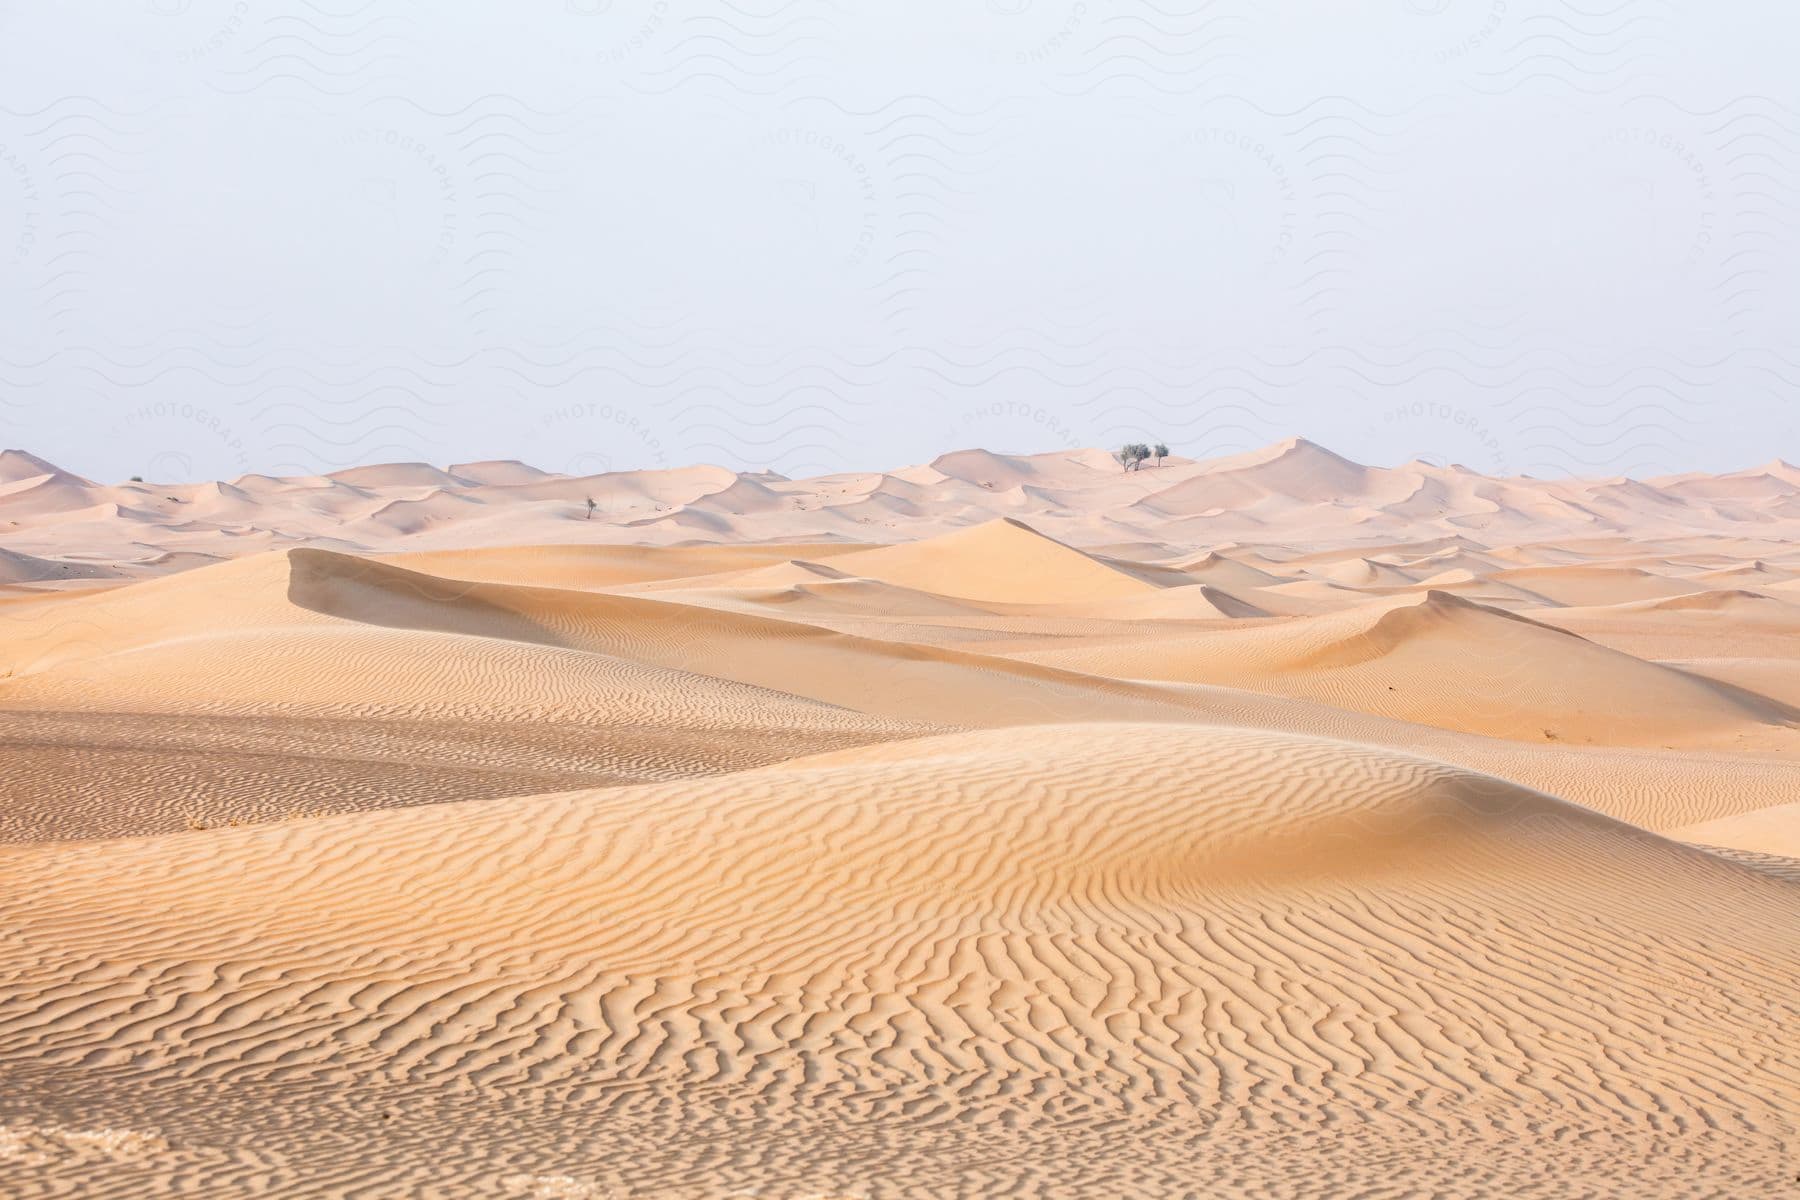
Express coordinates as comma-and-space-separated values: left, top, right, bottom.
2, 441, 1797, 1198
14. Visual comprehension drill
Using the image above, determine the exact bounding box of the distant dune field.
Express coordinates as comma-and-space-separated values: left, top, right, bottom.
1, 442, 1797, 1198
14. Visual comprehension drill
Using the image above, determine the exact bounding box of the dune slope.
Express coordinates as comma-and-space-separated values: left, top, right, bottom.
0, 550, 941, 838
828, 517, 1170, 603
0, 724, 1794, 1197
1015, 590, 1800, 747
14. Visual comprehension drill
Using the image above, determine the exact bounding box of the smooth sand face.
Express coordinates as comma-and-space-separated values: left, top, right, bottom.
2, 442, 1798, 1198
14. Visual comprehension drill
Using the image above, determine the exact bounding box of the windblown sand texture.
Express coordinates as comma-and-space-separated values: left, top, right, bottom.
2, 440, 1797, 1198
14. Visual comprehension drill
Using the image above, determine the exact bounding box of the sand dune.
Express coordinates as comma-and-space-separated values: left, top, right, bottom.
3, 442, 1799, 1198
1623, 586, 1797, 615
1692, 559, 1794, 585
273, 549, 1223, 728
447, 459, 553, 486
1532, 587, 1800, 666
1, 724, 1793, 1196
1013, 589, 1799, 747
0, 550, 937, 839
1307, 556, 1421, 587
1060, 581, 1273, 620
1676, 801, 1800, 858
385, 540, 868, 590
0, 545, 1318, 842
1170, 549, 1288, 589
0, 547, 119, 585
0, 449, 80, 484
1133, 437, 1390, 514
326, 462, 471, 489
681, 565, 1011, 621
1488, 563, 1706, 607
826, 517, 1169, 603
9, 438, 1800, 578
8, 540, 1782, 842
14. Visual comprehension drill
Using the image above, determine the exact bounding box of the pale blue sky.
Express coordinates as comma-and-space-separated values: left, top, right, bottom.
1, 0, 1795, 483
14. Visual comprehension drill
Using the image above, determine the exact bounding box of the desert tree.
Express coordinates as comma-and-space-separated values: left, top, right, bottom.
1153, 442, 1169, 467
585, 496, 597, 520
1116, 443, 1152, 472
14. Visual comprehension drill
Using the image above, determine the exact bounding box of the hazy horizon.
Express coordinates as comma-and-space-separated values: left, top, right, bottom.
8, 433, 1798, 489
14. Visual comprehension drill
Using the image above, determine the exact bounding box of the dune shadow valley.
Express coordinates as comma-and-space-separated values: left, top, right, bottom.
1, 439, 1797, 1199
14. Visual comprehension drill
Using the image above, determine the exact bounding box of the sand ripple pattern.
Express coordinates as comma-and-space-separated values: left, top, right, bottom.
1, 724, 1794, 1197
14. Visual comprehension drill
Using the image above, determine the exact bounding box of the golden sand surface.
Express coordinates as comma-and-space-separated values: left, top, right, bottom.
1, 443, 1796, 1197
